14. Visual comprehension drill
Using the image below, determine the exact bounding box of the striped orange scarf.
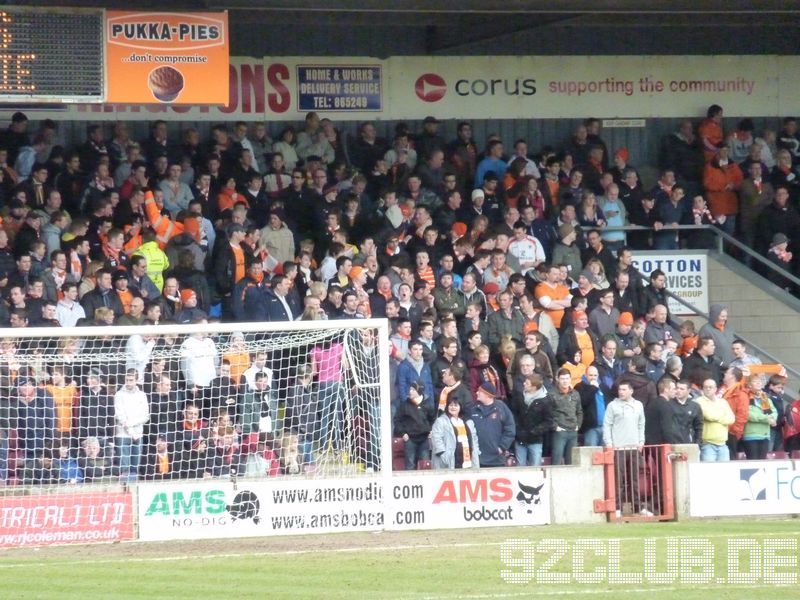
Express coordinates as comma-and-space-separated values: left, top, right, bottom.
451, 417, 472, 468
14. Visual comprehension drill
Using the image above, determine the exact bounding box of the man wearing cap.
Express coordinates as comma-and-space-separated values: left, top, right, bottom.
612, 312, 641, 365
175, 289, 207, 324
457, 188, 486, 228
468, 381, 515, 468
766, 232, 793, 288
112, 269, 134, 314
432, 271, 465, 319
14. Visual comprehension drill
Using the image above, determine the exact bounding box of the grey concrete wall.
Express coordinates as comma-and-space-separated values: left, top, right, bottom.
671, 444, 700, 521
548, 446, 606, 524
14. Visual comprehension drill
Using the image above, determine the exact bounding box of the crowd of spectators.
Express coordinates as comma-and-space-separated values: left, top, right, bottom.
0, 106, 798, 487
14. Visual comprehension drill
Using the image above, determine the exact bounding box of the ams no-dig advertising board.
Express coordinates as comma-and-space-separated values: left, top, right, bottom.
137, 470, 550, 541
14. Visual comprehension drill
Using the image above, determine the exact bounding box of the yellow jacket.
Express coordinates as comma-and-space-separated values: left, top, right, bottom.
133, 241, 169, 292
696, 394, 735, 446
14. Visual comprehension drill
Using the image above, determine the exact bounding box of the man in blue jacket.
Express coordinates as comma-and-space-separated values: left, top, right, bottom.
396, 340, 434, 409
469, 382, 516, 468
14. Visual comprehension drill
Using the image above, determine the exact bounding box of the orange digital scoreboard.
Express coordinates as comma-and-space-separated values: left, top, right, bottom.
0, 7, 105, 103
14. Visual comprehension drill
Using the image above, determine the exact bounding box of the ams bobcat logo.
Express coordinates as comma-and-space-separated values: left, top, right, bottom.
516, 481, 545, 514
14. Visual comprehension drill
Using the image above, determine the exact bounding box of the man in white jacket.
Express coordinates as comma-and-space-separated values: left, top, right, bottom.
115, 369, 150, 483
180, 323, 219, 388
603, 381, 650, 517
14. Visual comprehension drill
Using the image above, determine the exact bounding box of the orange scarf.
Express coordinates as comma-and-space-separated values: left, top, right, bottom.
451, 417, 472, 468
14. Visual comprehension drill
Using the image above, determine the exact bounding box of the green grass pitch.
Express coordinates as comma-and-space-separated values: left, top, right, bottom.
1, 519, 798, 599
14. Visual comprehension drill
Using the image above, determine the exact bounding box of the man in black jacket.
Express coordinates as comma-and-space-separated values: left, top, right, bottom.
212, 224, 247, 319
511, 373, 553, 466
80, 267, 124, 320
575, 366, 608, 447
265, 275, 296, 322
436, 363, 473, 416
469, 382, 516, 468
683, 336, 723, 384
644, 377, 676, 445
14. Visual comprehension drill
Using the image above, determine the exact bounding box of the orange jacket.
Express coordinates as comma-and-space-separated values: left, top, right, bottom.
703, 162, 743, 217
217, 189, 249, 214
698, 118, 723, 162
144, 190, 185, 248
722, 380, 750, 440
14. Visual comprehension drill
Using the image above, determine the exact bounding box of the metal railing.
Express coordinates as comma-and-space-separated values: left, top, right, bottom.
588, 223, 800, 381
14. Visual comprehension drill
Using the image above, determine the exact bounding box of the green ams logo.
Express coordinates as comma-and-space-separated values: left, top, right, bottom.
146, 490, 226, 516
145, 489, 263, 528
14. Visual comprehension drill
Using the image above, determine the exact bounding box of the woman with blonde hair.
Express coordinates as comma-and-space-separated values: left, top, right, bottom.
585, 257, 609, 289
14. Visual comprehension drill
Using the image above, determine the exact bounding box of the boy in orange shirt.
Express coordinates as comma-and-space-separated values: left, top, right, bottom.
47, 365, 78, 446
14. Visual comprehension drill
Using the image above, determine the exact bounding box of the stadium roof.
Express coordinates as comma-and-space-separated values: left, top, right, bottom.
22, 1, 800, 53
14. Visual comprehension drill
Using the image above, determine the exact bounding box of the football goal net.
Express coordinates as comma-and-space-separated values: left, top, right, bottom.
0, 318, 391, 494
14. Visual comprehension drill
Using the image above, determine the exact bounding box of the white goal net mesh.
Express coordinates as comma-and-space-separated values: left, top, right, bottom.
0, 319, 390, 492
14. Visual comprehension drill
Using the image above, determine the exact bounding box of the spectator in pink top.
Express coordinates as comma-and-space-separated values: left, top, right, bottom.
310, 337, 344, 452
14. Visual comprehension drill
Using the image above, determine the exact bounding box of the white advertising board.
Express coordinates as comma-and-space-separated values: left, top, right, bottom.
137, 469, 551, 541
137, 477, 384, 541
632, 252, 709, 317
15, 55, 800, 120
388, 469, 550, 530
689, 461, 800, 517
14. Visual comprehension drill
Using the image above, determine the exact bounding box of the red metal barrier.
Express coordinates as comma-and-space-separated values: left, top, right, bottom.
594, 444, 684, 522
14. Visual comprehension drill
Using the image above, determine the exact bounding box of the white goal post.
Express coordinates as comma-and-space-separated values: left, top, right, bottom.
0, 318, 392, 494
